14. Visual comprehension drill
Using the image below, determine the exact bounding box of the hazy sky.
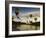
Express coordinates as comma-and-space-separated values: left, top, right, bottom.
12, 7, 40, 16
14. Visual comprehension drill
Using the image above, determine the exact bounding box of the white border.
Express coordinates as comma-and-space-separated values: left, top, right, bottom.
9, 3, 43, 35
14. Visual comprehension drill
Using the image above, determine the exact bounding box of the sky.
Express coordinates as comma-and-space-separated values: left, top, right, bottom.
12, 7, 40, 16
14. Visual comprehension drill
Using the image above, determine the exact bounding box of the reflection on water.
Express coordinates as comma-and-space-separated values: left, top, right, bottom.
12, 21, 40, 31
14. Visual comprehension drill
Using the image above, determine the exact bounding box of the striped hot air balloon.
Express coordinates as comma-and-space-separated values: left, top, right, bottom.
15, 8, 20, 19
